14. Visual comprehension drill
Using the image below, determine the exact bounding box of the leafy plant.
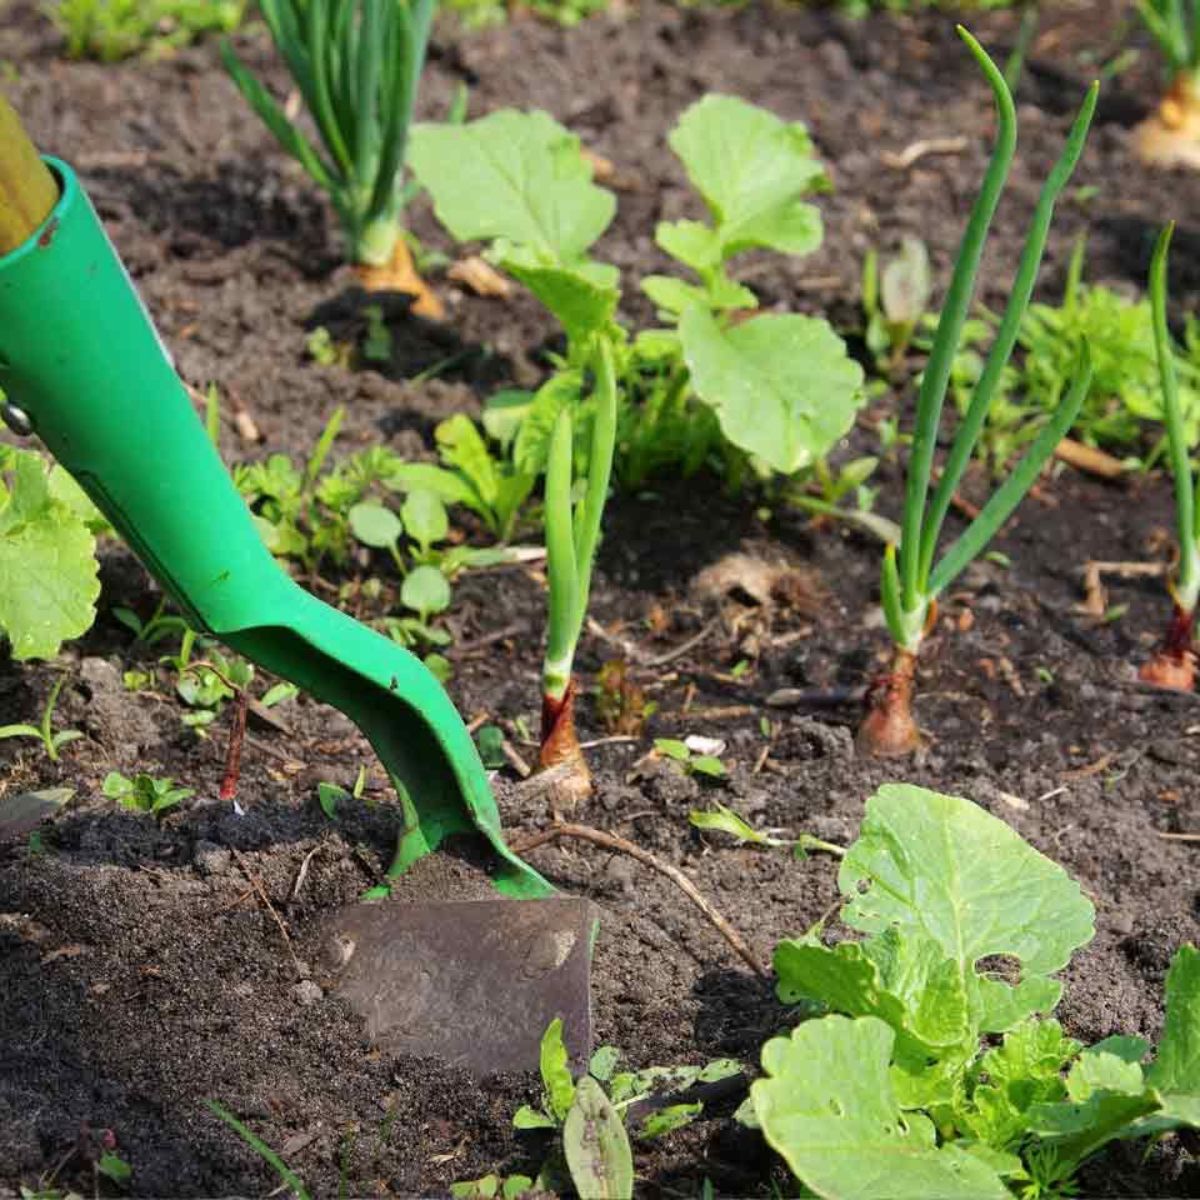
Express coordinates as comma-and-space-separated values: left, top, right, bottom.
1138, 224, 1200, 690
863, 237, 932, 372
409, 108, 624, 799
408, 97, 863, 794
0, 443, 104, 661
0, 674, 83, 762
860, 32, 1097, 756
102, 770, 194, 816
455, 1018, 739, 1198
744, 783, 1200, 1200
221, 0, 440, 310
52, 0, 244, 62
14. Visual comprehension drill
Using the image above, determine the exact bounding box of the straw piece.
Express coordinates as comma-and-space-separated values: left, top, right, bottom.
0, 93, 57, 255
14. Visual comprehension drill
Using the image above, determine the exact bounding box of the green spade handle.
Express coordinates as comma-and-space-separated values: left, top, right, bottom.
0, 153, 549, 899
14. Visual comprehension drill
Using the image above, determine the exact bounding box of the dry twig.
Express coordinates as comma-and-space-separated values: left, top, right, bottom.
509, 821, 768, 978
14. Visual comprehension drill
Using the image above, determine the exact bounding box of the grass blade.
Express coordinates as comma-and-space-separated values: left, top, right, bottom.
206, 1100, 311, 1200
918, 80, 1098, 587
898, 26, 1017, 610
928, 342, 1093, 598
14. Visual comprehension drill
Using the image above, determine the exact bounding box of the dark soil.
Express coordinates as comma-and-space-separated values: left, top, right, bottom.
2, 1, 1199, 1196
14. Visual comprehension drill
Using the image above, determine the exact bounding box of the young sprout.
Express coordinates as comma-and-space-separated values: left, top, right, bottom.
1134, 1, 1200, 168
860, 29, 1097, 756
1140, 224, 1199, 689
540, 338, 618, 805
221, 1, 442, 314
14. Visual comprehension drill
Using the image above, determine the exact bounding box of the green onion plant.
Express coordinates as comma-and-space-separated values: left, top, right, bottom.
1134, 2, 1200, 166
1139, 223, 1200, 689
861, 28, 1097, 755
222, 0, 440, 309
539, 336, 618, 797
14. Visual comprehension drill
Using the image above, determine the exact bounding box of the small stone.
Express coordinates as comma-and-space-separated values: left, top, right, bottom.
292, 979, 323, 1006
193, 840, 232, 876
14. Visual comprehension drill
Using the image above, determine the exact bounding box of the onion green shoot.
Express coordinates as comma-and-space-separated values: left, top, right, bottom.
222, 1, 439, 308
1134, 2, 1200, 166
861, 28, 1097, 755
1140, 223, 1200, 689
541, 337, 618, 788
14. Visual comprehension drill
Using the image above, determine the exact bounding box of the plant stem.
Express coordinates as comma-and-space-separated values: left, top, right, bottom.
543, 408, 578, 706
1149, 223, 1200, 613
858, 646, 920, 757
0, 93, 57, 255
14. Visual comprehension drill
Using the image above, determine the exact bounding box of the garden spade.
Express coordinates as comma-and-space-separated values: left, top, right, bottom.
0, 97, 592, 1073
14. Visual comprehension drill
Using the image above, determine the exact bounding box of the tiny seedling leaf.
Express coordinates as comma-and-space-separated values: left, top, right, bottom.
348, 502, 402, 550
689, 802, 772, 845
540, 1017, 576, 1121
562, 1077, 635, 1200
654, 738, 690, 762
512, 1105, 557, 1131
401, 566, 452, 617
401, 489, 449, 549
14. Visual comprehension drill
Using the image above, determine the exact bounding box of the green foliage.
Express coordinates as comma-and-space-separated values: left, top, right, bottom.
747, 784, 1200, 1199
0, 675, 83, 762
222, 0, 434, 268
206, 1100, 311, 1200
485, 1020, 738, 1199
444, 0, 606, 30
654, 737, 726, 778
689, 800, 845, 859
0, 445, 104, 661
1137, 0, 1200, 76
948, 237, 1200, 469
102, 770, 194, 816
409, 97, 864, 491
52, 0, 243, 62
882, 33, 1096, 655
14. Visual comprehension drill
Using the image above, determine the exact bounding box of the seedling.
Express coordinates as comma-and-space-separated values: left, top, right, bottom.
862, 236, 932, 372
745, 783, 1200, 1199
454, 1018, 738, 1199
860, 32, 1097, 755
654, 737, 726, 778
103, 771, 194, 816
316, 764, 367, 819
0, 674, 83, 762
1140, 225, 1200, 689
221, 0, 442, 314
1134, 1, 1200, 167
689, 802, 844, 859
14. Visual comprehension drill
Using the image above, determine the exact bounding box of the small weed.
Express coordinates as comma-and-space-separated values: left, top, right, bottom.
654, 737, 726, 778
0, 674, 83, 762
103, 771, 193, 817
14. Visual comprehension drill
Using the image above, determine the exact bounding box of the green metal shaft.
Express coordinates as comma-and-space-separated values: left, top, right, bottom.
0, 158, 550, 898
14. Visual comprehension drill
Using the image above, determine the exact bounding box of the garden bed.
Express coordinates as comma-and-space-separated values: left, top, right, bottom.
1, 1, 1199, 1195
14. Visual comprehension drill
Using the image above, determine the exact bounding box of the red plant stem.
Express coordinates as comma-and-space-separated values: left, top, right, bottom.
219, 690, 249, 802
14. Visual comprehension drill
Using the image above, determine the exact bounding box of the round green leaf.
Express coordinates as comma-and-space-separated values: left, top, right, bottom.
401, 489, 449, 547
349, 502, 402, 549
401, 566, 451, 616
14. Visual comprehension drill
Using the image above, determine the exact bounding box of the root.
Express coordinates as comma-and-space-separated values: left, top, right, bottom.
1139, 604, 1196, 692
1134, 75, 1200, 169
538, 680, 592, 815
858, 646, 920, 757
352, 237, 444, 319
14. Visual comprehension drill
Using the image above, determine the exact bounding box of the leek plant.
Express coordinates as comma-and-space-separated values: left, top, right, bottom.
860, 29, 1097, 756
221, 0, 442, 315
540, 337, 618, 801
1140, 224, 1200, 689
1134, 1, 1200, 167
